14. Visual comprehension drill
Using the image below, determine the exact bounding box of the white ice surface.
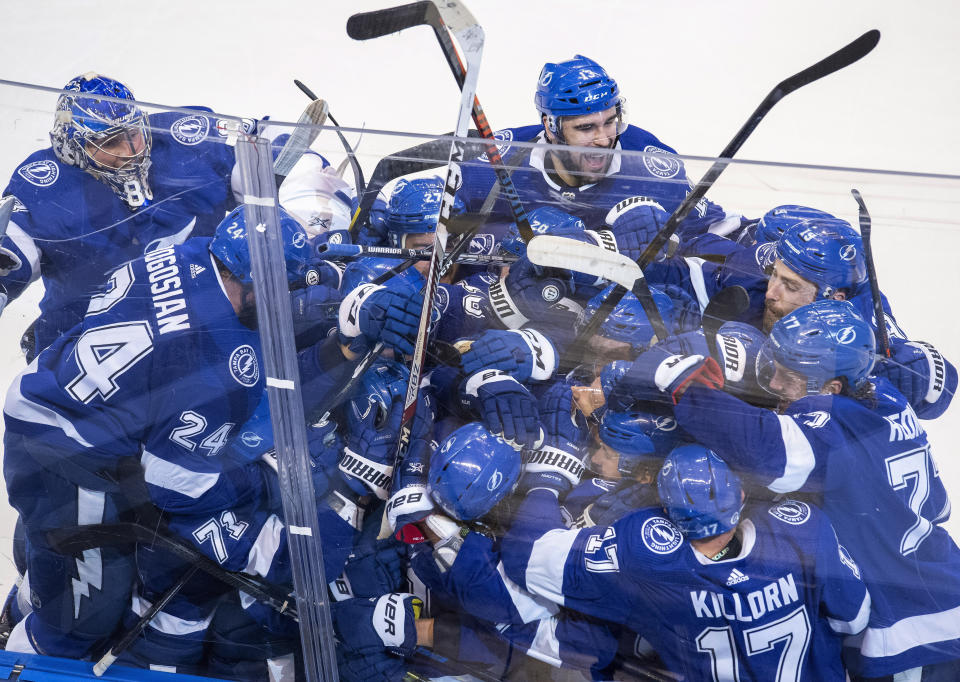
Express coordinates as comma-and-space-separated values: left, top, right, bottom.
0, 0, 956, 601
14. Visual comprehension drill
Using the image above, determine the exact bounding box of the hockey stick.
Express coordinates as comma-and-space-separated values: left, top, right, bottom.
526, 235, 642, 291
47, 523, 297, 619
347, 0, 535, 242
317, 241, 518, 267
293, 79, 366, 195
851, 189, 890, 358
93, 565, 200, 676
273, 98, 329, 181
570, 29, 881, 356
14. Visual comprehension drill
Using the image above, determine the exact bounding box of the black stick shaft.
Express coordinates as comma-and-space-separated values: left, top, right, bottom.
852, 189, 890, 357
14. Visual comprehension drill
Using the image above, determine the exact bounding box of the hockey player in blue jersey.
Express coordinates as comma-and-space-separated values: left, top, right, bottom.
501, 440, 870, 681
0, 204, 424, 664
0, 72, 351, 359
623, 299, 960, 679
454, 55, 738, 237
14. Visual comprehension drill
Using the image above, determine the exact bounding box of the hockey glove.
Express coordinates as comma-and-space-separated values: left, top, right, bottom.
875, 340, 955, 410
488, 256, 580, 330
385, 437, 436, 537
331, 593, 422, 658
579, 480, 659, 527
291, 284, 341, 348
340, 522, 410, 599
460, 328, 558, 383
604, 351, 724, 410
460, 370, 543, 450
598, 196, 675, 262
338, 393, 404, 501
518, 382, 589, 496
338, 280, 424, 356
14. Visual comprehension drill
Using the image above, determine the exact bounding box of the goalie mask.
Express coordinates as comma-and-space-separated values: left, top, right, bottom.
50, 73, 153, 209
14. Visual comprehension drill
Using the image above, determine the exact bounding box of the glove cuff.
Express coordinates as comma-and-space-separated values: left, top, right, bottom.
339, 447, 394, 500
487, 277, 531, 329
338, 282, 383, 340
909, 341, 947, 404
523, 445, 585, 486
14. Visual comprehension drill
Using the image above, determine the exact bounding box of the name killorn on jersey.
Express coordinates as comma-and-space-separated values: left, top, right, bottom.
690, 572, 799, 622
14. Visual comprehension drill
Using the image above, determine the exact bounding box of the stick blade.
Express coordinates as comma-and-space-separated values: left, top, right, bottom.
273, 99, 329, 177
526, 235, 642, 290
778, 29, 880, 97
347, 1, 432, 40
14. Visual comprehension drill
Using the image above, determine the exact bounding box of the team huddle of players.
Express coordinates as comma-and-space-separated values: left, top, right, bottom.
0, 56, 957, 682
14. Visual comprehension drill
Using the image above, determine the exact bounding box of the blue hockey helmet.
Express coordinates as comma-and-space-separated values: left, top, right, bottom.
757, 299, 876, 398
209, 205, 312, 287
578, 283, 675, 354
534, 55, 627, 139
774, 219, 867, 298
428, 422, 521, 521
339, 256, 425, 296
500, 205, 587, 258
345, 358, 409, 431
740, 204, 841, 246
49, 73, 153, 208
598, 410, 687, 477
657, 444, 743, 540
384, 176, 464, 248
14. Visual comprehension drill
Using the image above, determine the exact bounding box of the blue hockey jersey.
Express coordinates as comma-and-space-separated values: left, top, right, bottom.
503, 491, 869, 681
455, 125, 729, 236
1, 109, 243, 354
675, 380, 960, 676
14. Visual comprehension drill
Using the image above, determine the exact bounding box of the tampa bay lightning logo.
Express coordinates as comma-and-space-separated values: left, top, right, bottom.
486, 469, 504, 491
769, 500, 811, 525
641, 516, 682, 554
434, 285, 450, 314
240, 431, 265, 448
17, 160, 59, 187
468, 233, 495, 254
478, 129, 514, 163
654, 416, 678, 432
755, 241, 777, 269
642, 145, 681, 179
292, 231, 307, 249
171, 115, 211, 145
229, 345, 260, 386
839, 244, 857, 261
836, 326, 857, 345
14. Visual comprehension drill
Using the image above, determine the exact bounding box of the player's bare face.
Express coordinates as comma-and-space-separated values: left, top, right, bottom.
763, 260, 818, 333
767, 361, 809, 405
404, 232, 436, 276
85, 129, 147, 170
550, 108, 620, 185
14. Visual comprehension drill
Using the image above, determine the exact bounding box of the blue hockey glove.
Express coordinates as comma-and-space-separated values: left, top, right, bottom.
338, 393, 404, 500
460, 370, 543, 450
518, 383, 589, 496
338, 280, 424, 356
385, 437, 436, 535
331, 593, 422, 657
875, 340, 954, 408
604, 351, 724, 410
488, 256, 579, 330
341, 522, 410, 598
599, 196, 675, 262
291, 284, 341, 348
460, 328, 558, 383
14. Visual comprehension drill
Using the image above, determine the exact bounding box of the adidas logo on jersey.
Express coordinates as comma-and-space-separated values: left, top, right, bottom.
190, 263, 206, 278
726, 569, 749, 586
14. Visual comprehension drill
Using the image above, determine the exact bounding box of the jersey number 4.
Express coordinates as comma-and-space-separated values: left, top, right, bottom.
67, 321, 154, 403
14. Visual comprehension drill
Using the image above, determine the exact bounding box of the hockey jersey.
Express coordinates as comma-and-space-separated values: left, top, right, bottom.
676, 380, 960, 676
455, 125, 729, 236
503, 491, 869, 681
1, 109, 245, 354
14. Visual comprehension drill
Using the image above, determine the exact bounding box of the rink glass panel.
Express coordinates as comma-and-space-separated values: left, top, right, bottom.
0, 80, 958, 681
